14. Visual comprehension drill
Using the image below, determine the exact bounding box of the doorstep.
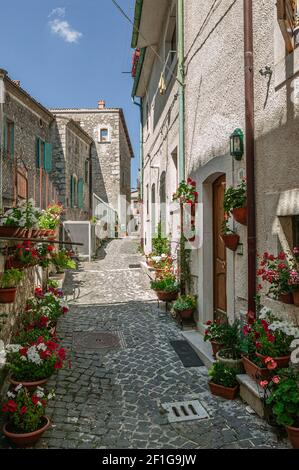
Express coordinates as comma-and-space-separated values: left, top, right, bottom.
140, 260, 156, 281
237, 374, 265, 418
181, 331, 215, 369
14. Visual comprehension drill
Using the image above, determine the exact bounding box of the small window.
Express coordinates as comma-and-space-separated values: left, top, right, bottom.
100, 128, 109, 142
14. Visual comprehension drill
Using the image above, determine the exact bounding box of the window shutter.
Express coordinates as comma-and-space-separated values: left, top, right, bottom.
36, 138, 41, 168
70, 175, 74, 208
277, 0, 296, 53
3, 116, 7, 153
44, 143, 53, 173
10, 122, 14, 158
78, 178, 84, 209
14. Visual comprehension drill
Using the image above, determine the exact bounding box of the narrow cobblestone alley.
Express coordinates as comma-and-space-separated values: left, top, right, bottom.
18, 239, 289, 449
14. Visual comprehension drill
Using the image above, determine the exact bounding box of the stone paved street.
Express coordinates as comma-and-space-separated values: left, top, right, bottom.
0, 239, 290, 449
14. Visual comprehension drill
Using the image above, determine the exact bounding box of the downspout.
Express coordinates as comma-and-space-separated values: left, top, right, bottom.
89, 144, 93, 219
0, 69, 7, 215
132, 97, 144, 247
244, 0, 256, 315
177, 0, 185, 182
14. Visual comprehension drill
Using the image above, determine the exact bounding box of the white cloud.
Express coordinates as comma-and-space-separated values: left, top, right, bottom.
49, 18, 82, 44
48, 7, 66, 18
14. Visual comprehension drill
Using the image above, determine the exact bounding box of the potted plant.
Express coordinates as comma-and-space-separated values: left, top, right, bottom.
172, 177, 198, 204
240, 322, 270, 382
257, 249, 299, 304
208, 361, 239, 400
265, 367, 299, 449
6, 337, 67, 389
39, 203, 62, 237
0, 199, 41, 238
215, 320, 244, 371
220, 219, 240, 251
223, 179, 247, 225
2, 385, 54, 447
173, 294, 197, 320
50, 250, 76, 274
23, 289, 68, 331
204, 319, 227, 358
0, 269, 23, 303
10, 241, 39, 269
150, 275, 180, 302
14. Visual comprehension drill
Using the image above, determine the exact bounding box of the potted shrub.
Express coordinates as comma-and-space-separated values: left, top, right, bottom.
150, 275, 180, 302
22, 289, 69, 331
257, 249, 299, 304
173, 294, 197, 320
2, 385, 54, 447
223, 179, 247, 225
208, 361, 239, 400
204, 319, 227, 358
39, 203, 62, 237
10, 241, 39, 269
0, 269, 23, 304
220, 220, 240, 251
50, 250, 76, 274
6, 337, 67, 389
215, 320, 244, 371
264, 367, 299, 449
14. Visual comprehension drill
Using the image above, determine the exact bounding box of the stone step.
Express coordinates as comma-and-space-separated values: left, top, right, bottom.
237, 374, 265, 418
181, 331, 215, 369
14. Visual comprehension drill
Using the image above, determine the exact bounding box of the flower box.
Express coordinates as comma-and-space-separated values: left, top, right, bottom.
242, 355, 270, 382
255, 352, 290, 369
208, 381, 239, 400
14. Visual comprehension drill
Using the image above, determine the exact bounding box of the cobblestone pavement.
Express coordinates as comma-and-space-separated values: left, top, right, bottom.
1, 239, 290, 449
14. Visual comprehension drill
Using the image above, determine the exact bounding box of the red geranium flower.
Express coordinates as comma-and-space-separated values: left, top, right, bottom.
7, 400, 17, 412
32, 396, 39, 405
58, 348, 66, 360
54, 360, 62, 369
19, 347, 28, 357
20, 406, 27, 414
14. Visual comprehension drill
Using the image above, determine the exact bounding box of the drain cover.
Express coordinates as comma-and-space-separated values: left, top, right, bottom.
73, 331, 123, 352
161, 400, 209, 423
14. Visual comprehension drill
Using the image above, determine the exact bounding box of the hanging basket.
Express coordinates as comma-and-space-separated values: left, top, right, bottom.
221, 233, 240, 251
232, 207, 247, 225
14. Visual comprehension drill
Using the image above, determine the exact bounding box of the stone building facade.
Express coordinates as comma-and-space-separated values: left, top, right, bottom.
131, 0, 180, 252
50, 102, 134, 235
52, 117, 92, 221
0, 70, 57, 210
132, 0, 299, 327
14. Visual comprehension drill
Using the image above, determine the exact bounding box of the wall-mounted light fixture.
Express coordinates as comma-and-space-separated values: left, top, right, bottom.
230, 128, 244, 161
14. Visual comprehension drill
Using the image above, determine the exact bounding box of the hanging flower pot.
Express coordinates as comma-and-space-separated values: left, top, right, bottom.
232, 207, 247, 225
221, 233, 240, 251
0, 226, 22, 238
155, 290, 179, 302
0, 287, 17, 303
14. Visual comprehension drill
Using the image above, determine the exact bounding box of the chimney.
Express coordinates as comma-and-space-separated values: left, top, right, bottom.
98, 100, 105, 109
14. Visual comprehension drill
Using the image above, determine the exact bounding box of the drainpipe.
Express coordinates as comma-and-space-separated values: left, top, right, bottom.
177, 0, 185, 182
244, 0, 256, 315
0, 69, 7, 215
89, 144, 93, 219
132, 97, 144, 247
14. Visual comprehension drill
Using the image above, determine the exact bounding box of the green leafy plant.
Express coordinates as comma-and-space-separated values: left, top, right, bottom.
152, 222, 170, 256
208, 361, 239, 388
0, 269, 23, 289
23, 290, 69, 329
223, 180, 246, 214
2, 385, 54, 434
47, 279, 59, 289
150, 275, 179, 293
266, 367, 299, 427
218, 320, 242, 360
14, 328, 55, 346
172, 177, 198, 203
204, 319, 227, 343
51, 250, 76, 273
173, 294, 197, 311
1, 199, 41, 228
221, 219, 234, 235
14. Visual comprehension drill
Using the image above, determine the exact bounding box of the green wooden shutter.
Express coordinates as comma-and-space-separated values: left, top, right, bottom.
78, 178, 84, 209
70, 175, 74, 208
36, 138, 41, 168
10, 122, 14, 158
44, 143, 53, 173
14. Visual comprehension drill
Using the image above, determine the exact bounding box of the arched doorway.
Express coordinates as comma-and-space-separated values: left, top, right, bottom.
213, 175, 227, 320
159, 171, 166, 235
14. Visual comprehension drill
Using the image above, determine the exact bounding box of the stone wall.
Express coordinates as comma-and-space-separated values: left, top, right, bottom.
2, 78, 55, 209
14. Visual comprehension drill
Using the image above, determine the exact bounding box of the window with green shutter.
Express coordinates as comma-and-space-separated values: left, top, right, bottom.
36, 138, 41, 168
44, 143, 53, 173
78, 178, 84, 209
70, 175, 75, 208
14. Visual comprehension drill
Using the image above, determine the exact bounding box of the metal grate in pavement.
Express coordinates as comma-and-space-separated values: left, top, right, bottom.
161, 400, 209, 423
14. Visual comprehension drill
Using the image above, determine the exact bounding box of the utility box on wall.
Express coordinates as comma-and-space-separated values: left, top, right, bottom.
63, 221, 95, 262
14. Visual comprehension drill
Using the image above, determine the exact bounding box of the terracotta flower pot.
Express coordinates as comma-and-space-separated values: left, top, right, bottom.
242, 355, 270, 382
0, 226, 22, 238
8, 376, 49, 391
3, 416, 50, 447
292, 290, 299, 307
278, 292, 294, 305
221, 233, 240, 251
155, 290, 179, 302
31, 229, 40, 238
210, 340, 224, 358
7, 259, 27, 270
286, 425, 299, 449
208, 381, 239, 400
0, 287, 17, 304
175, 308, 194, 320
255, 352, 290, 369
232, 207, 247, 225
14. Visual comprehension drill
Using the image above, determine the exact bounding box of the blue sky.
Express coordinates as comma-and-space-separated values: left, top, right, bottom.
0, 0, 140, 188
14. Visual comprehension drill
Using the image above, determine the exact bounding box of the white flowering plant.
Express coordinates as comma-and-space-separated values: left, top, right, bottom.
6, 337, 66, 381
1, 199, 41, 229
2, 385, 54, 433
23, 290, 69, 329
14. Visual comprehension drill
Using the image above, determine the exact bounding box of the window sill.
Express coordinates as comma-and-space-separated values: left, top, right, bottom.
275, 46, 299, 89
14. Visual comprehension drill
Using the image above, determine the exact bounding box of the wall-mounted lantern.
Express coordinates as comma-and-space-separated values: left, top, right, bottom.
230, 128, 244, 160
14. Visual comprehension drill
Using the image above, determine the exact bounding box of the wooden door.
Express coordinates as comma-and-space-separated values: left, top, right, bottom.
213, 175, 227, 320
